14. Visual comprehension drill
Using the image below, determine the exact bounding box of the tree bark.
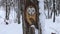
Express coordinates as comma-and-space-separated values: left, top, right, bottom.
53, 0, 55, 22
5, 0, 10, 24
17, 0, 21, 24
29, 27, 35, 34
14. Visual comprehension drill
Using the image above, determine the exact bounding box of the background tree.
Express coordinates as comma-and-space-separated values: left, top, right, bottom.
44, 0, 52, 18
53, 0, 56, 22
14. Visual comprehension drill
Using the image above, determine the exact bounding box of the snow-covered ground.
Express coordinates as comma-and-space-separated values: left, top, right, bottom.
0, 0, 60, 34
44, 12, 60, 34
0, 6, 23, 34
39, 0, 60, 34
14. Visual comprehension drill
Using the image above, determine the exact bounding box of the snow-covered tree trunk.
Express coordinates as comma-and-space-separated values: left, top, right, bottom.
38, 1, 42, 34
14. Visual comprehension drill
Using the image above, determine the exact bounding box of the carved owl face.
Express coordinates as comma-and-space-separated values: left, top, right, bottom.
27, 6, 35, 15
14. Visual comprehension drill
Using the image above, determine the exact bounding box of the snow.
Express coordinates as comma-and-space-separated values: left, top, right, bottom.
30, 25, 35, 27
0, 6, 38, 34
0, 23, 23, 34
0, 0, 60, 34
39, 0, 46, 34
0, 6, 23, 34
39, 0, 60, 34
35, 28, 38, 34
44, 15, 60, 34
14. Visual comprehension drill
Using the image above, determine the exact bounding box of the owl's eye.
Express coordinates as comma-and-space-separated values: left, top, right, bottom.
27, 7, 35, 15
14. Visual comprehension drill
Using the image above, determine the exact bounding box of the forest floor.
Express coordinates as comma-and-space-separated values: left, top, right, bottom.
0, 6, 23, 34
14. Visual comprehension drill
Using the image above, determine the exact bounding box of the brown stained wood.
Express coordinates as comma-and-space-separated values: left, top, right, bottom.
22, 0, 39, 34
24, 0, 38, 28
25, 6, 37, 25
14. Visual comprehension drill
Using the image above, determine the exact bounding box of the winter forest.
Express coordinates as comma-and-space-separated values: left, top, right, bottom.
0, 0, 60, 34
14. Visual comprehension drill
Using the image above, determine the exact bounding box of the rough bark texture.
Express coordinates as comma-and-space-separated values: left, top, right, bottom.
29, 27, 35, 34
22, 0, 41, 34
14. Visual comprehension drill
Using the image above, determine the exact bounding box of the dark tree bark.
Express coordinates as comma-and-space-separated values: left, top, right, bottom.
22, 0, 40, 34
53, 0, 55, 22
17, 0, 21, 24
29, 27, 35, 34
5, 0, 10, 24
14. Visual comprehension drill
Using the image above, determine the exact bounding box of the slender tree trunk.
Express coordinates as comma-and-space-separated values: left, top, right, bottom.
53, 0, 55, 22
46, 0, 49, 18
5, 0, 10, 24
17, 0, 21, 24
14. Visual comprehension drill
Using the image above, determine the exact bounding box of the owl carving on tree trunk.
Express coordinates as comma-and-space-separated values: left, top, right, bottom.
26, 6, 36, 25
24, 0, 38, 29
23, 0, 39, 34
27, 6, 35, 16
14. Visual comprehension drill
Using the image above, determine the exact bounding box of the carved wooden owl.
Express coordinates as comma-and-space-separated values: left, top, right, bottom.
24, 0, 39, 29
26, 6, 36, 25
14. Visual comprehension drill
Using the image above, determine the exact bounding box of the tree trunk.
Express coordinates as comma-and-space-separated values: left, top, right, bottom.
5, 0, 10, 24
53, 0, 55, 22
29, 27, 35, 34
17, 0, 21, 24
